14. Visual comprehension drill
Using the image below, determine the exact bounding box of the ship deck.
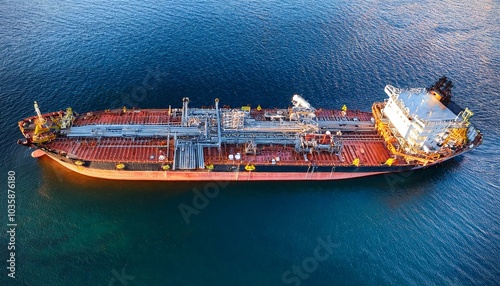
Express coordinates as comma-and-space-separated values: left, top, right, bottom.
72, 109, 179, 126
71, 107, 373, 126
36, 107, 402, 168
46, 132, 396, 167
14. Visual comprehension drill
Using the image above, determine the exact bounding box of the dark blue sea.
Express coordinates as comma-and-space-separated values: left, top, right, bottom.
1, 1, 499, 285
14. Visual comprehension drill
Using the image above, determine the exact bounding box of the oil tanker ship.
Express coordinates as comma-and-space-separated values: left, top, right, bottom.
18, 77, 482, 181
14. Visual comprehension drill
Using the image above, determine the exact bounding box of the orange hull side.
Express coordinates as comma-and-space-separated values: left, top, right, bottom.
42, 152, 390, 181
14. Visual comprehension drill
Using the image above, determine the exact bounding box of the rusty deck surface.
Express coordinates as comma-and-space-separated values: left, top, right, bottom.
46, 133, 395, 166
41, 108, 398, 167
72, 109, 179, 126
71, 108, 373, 126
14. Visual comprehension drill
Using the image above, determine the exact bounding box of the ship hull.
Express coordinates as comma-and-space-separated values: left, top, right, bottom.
42, 151, 397, 181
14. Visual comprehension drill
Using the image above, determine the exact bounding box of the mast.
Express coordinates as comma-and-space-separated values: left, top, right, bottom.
34, 101, 46, 125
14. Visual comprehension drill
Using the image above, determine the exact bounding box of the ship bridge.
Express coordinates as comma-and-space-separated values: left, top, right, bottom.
382, 85, 476, 153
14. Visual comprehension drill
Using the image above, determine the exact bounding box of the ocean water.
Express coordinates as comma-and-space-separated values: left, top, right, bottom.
0, 0, 499, 285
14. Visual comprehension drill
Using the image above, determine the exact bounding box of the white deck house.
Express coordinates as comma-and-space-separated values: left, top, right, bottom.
382, 85, 465, 153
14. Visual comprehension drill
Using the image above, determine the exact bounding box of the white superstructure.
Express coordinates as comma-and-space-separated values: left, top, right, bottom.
382, 85, 474, 153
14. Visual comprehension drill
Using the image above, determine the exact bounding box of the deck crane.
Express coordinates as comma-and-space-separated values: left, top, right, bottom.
32, 101, 55, 143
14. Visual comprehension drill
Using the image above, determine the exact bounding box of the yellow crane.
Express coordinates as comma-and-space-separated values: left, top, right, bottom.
32, 101, 56, 143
